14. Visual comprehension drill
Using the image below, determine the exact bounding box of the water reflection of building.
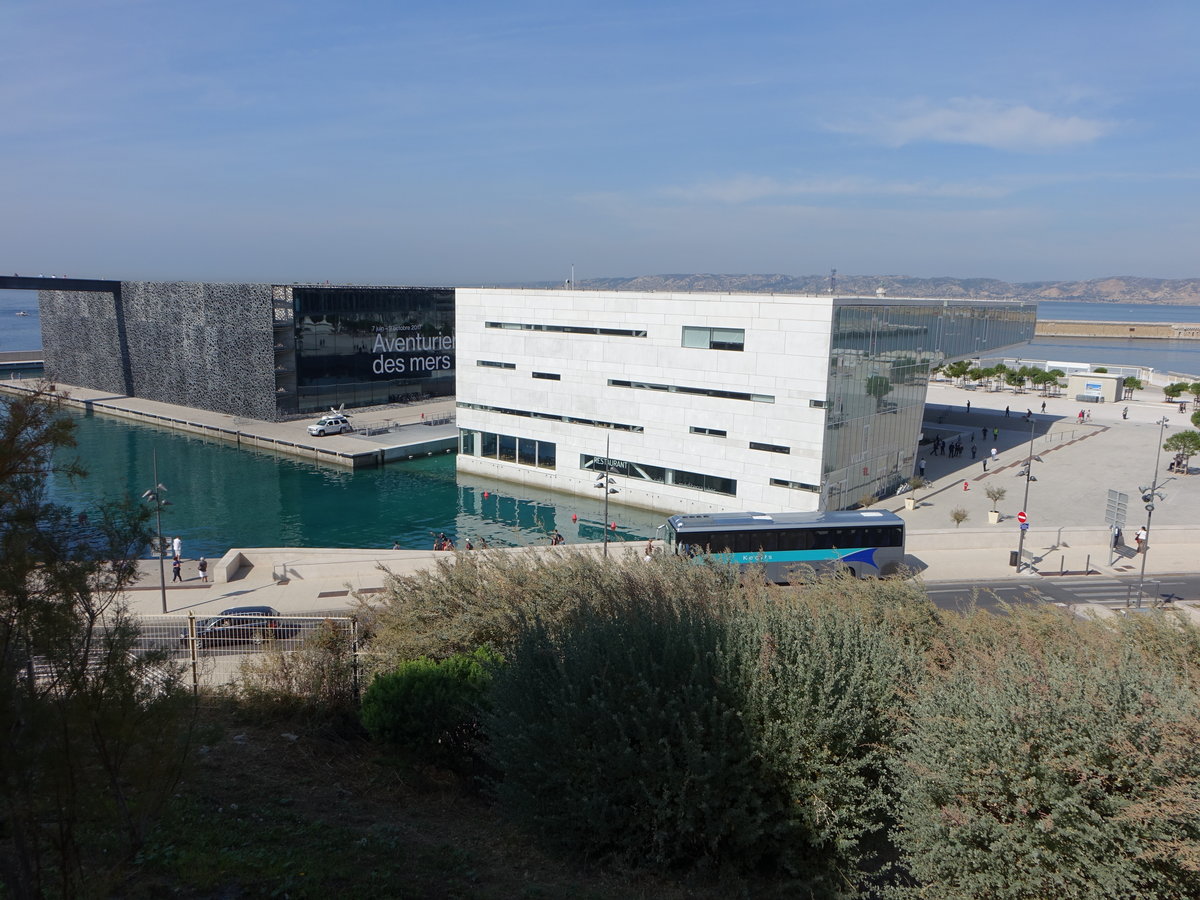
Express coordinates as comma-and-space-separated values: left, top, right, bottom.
455, 289, 1035, 514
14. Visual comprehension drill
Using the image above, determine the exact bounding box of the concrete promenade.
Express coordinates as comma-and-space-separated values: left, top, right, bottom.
113, 377, 1200, 621
0, 379, 458, 468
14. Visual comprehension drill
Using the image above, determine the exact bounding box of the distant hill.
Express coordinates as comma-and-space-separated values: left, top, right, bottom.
522, 274, 1200, 305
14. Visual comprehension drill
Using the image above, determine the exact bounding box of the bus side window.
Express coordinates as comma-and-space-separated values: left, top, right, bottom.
889, 526, 904, 547
757, 531, 779, 552
811, 529, 833, 550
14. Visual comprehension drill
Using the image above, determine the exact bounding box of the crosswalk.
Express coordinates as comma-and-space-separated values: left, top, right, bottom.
1049, 576, 1186, 608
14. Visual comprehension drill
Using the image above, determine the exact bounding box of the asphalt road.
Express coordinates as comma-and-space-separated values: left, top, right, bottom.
922, 573, 1200, 613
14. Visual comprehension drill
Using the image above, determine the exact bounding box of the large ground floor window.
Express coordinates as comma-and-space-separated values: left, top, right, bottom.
460, 429, 556, 469
580, 454, 736, 497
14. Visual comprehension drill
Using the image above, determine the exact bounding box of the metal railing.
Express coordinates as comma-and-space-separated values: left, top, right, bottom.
134, 613, 359, 691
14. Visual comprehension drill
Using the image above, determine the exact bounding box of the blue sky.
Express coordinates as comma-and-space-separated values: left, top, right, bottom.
2, 0, 1197, 285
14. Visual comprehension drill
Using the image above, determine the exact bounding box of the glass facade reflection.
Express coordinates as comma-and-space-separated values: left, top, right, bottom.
822, 301, 1035, 509
285, 286, 455, 414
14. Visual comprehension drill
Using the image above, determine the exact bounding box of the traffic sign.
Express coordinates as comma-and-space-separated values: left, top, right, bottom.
1016, 511, 1028, 524
1019, 522, 1029, 531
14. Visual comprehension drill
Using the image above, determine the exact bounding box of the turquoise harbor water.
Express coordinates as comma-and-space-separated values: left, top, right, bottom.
46, 411, 662, 559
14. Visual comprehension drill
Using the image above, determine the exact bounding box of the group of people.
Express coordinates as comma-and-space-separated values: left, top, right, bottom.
929, 437, 967, 458
167, 536, 208, 583
1076, 409, 1093, 423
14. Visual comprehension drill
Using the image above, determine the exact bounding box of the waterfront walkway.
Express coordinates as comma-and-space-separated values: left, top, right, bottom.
0, 380, 458, 468
115, 378, 1200, 620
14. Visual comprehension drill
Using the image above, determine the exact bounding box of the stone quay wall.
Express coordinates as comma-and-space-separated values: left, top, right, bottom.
1035, 320, 1200, 340
40, 282, 278, 420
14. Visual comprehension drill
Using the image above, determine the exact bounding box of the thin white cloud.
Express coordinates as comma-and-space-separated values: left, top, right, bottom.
835, 98, 1112, 151
658, 174, 1015, 204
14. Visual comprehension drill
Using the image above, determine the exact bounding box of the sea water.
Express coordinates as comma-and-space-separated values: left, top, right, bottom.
45, 410, 661, 558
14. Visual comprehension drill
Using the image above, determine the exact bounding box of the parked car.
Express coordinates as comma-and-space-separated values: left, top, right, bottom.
180, 606, 297, 650
307, 415, 352, 436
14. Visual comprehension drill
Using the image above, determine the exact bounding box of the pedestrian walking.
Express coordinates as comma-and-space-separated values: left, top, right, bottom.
993, 427, 999, 441
171, 557, 182, 582
982, 458, 988, 472
966, 400, 971, 413
990, 447, 998, 462
197, 557, 208, 582
1122, 407, 1129, 419
981, 426, 987, 439
1041, 401, 1046, 414
1078, 410, 1085, 423
918, 458, 926, 477
1085, 409, 1092, 422
1135, 527, 1148, 552
1005, 405, 1010, 417
172, 535, 182, 559
971, 443, 977, 459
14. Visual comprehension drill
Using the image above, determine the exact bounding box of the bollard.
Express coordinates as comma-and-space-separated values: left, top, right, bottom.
1060, 556, 1064, 576
1085, 554, 1091, 575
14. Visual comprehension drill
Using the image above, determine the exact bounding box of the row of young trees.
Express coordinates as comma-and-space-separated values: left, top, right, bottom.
356, 550, 1200, 898
0, 386, 194, 898
1162, 381, 1200, 403
936, 361, 1070, 394
936, 362, 1153, 399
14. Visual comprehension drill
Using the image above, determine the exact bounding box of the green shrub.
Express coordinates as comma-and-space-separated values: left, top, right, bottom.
892, 615, 1200, 898
486, 594, 767, 870
487, 585, 920, 892
361, 648, 500, 770
356, 547, 748, 668
236, 619, 359, 727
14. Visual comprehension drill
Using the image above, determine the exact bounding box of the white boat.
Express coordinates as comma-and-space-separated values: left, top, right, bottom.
15, 311, 30, 317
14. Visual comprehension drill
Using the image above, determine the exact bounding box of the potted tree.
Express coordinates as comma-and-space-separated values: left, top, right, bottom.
985, 484, 1007, 524
904, 476, 927, 510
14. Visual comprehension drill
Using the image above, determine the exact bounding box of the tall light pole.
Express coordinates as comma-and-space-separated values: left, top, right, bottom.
141, 450, 171, 614
593, 433, 619, 558
1136, 416, 1170, 605
1014, 418, 1042, 572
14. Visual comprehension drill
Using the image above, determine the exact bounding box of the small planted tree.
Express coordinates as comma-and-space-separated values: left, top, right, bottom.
950, 507, 969, 528
1163, 382, 1189, 401
1163, 430, 1200, 473
1124, 375, 1143, 400
906, 475, 928, 507
985, 484, 1007, 513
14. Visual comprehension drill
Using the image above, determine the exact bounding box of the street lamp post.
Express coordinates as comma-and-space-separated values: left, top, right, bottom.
1014, 418, 1042, 572
593, 434, 619, 558
1136, 416, 1171, 605
141, 451, 171, 614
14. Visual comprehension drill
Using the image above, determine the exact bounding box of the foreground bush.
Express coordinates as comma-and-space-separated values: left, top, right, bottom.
893, 610, 1200, 899
487, 579, 924, 893
236, 619, 359, 723
357, 547, 748, 667
361, 648, 500, 770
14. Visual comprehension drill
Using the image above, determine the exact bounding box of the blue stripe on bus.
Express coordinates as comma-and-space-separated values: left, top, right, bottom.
704, 547, 878, 567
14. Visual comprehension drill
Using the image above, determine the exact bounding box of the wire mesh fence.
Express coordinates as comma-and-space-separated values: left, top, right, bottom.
135, 612, 359, 691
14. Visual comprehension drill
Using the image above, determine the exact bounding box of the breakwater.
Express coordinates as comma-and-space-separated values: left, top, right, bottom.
1036, 321, 1200, 340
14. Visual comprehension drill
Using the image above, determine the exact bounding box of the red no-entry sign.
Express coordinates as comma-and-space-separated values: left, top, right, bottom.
1017, 511, 1028, 524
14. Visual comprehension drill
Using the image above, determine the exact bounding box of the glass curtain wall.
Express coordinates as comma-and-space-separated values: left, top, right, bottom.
292, 287, 455, 414
822, 302, 1035, 509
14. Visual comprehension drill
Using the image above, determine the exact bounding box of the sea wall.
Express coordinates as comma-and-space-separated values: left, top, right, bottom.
1035, 320, 1200, 340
